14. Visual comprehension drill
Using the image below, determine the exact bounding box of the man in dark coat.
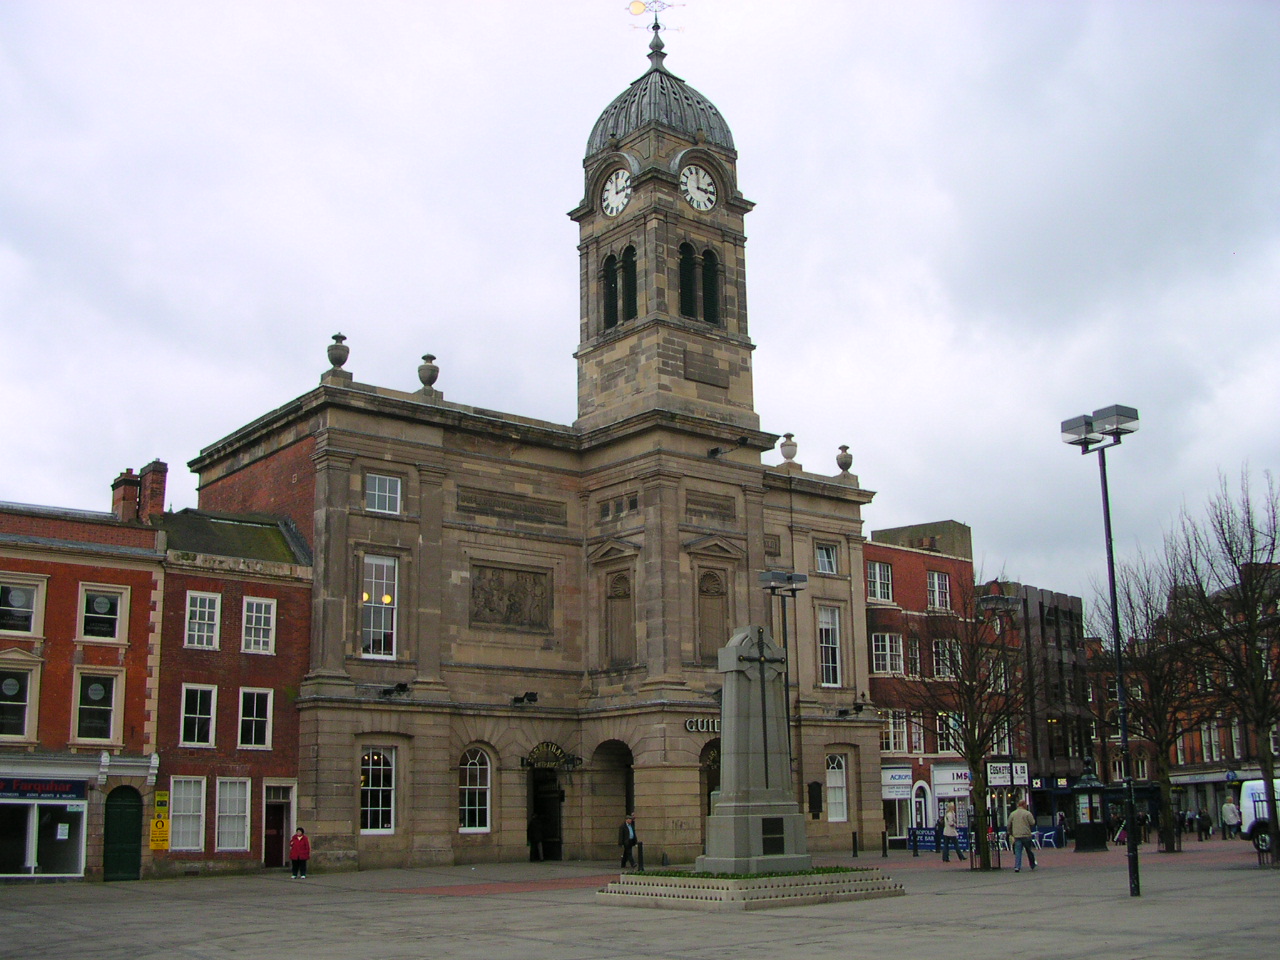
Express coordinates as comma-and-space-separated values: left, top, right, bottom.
618, 813, 639, 869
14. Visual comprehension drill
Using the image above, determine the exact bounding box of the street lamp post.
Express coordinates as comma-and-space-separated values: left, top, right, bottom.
760, 571, 808, 801
1061, 403, 1141, 898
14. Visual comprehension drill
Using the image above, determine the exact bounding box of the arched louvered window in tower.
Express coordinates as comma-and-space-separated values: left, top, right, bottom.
606, 571, 636, 666
679, 243, 698, 318
621, 246, 638, 321
602, 254, 619, 330
701, 249, 720, 325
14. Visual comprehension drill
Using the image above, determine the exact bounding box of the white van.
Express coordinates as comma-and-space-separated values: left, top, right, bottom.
1237, 779, 1280, 850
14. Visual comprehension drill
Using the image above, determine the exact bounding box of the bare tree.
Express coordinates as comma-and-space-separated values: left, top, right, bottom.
1163, 471, 1280, 856
890, 578, 1036, 870
1086, 552, 1218, 851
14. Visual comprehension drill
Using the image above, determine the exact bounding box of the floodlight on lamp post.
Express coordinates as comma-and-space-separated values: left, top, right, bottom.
759, 571, 807, 795
1060, 403, 1141, 898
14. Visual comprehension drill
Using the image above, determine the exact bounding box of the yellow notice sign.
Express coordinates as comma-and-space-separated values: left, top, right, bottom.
149, 817, 170, 850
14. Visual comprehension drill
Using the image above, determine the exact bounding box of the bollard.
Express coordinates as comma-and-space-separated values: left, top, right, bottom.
637, 841, 645, 872
882, 830, 889, 858
851, 831, 859, 858
911, 828, 919, 857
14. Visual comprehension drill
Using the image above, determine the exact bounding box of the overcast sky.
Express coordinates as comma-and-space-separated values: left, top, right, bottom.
2, 1, 1277, 604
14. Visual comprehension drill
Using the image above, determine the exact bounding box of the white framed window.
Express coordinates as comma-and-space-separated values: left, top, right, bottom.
817, 605, 842, 687
1270, 724, 1280, 757
1134, 755, 1149, 780
1203, 721, 1223, 762
458, 747, 492, 833
215, 778, 251, 851
0, 654, 40, 741
881, 711, 908, 753
906, 637, 921, 677
72, 669, 121, 743
937, 711, 962, 753
866, 561, 893, 602
992, 717, 1012, 755
238, 688, 273, 749
1176, 736, 1186, 765
78, 584, 128, 642
0, 574, 46, 636
241, 597, 276, 654
170, 777, 206, 851
872, 633, 903, 674
1105, 676, 1119, 700
926, 571, 951, 610
365, 474, 402, 515
909, 712, 925, 753
1111, 757, 1126, 782
814, 543, 838, 575
825, 754, 848, 823
180, 684, 217, 747
1231, 718, 1244, 759
932, 638, 960, 679
361, 556, 397, 659
185, 592, 221, 649
361, 748, 395, 833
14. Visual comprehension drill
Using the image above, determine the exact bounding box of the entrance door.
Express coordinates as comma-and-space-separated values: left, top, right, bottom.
529, 769, 562, 861
103, 786, 143, 881
263, 799, 288, 868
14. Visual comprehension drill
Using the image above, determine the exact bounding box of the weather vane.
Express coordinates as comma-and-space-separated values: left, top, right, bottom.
627, 1, 684, 30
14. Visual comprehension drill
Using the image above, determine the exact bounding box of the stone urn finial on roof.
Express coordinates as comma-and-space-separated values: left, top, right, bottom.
327, 333, 349, 370
780, 433, 798, 462
836, 445, 853, 473
418, 354, 439, 390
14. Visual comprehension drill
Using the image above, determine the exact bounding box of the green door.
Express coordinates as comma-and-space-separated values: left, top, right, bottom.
103, 787, 143, 881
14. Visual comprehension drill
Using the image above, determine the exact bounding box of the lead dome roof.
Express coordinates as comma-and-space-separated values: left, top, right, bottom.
586, 25, 734, 158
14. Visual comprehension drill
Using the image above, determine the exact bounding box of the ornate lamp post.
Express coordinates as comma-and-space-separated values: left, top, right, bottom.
1061, 404, 1141, 897
760, 571, 807, 799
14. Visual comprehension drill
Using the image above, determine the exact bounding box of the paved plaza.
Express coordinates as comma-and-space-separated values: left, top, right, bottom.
2, 842, 1275, 960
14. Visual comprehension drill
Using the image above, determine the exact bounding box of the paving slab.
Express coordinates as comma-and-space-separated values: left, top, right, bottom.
1, 841, 1275, 960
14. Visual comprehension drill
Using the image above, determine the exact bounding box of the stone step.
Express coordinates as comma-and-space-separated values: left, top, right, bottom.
596, 868, 906, 912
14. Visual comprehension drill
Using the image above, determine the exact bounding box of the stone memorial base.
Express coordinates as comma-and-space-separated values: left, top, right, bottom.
596, 868, 906, 912
694, 803, 811, 875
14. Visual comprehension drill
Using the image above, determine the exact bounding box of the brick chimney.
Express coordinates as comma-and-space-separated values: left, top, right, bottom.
111, 469, 141, 522
138, 460, 169, 521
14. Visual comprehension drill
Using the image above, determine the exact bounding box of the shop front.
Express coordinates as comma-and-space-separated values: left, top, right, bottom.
0, 776, 88, 877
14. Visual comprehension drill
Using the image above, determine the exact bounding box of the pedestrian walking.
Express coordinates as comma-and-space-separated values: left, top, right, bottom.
289, 827, 311, 879
1008, 799, 1038, 872
940, 802, 965, 863
618, 813, 639, 869
1221, 797, 1241, 840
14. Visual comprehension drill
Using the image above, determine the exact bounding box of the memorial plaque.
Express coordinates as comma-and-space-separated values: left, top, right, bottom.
470, 565, 552, 632
457, 487, 567, 527
686, 491, 736, 525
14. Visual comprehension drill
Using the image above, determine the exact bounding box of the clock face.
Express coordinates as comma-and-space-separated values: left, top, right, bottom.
679, 164, 717, 211
601, 168, 632, 217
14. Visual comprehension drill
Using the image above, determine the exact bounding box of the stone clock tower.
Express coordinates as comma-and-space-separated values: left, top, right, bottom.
570, 24, 760, 438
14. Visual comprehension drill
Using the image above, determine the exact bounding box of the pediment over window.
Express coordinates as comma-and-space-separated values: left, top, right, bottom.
683, 535, 746, 560
0, 647, 43, 665
587, 537, 643, 564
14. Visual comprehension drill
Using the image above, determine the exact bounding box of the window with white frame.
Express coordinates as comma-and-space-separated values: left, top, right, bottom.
909, 713, 925, 753
872, 633, 903, 674
0, 661, 37, 739
361, 748, 395, 833
817, 605, 842, 687
458, 748, 491, 833
181, 684, 217, 747
1134, 755, 1149, 780
0, 576, 44, 635
1203, 721, 1223, 762
170, 777, 205, 851
825, 754, 848, 822
866, 561, 893, 602
1111, 757, 1126, 782
215, 778, 251, 851
992, 717, 1012, 755
814, 543, 838, 575
365, 474, 402, 515
881, 711, 908, 752
74, 671, 119, 741
932, 638, 960, 679
906, 637, 921, 677
238, 688, 272, 749
361, 556, 397, 658
1271, 724, 1280, 757
79, 585, 126, 641
937, 711, 962, 753
241, 597, 276, 654
1105, 676, 1119, 700
185, 592, 221, 649
1176, 736, 1186, 765
1231, 718, 1244, 759
926, 571, 951, 610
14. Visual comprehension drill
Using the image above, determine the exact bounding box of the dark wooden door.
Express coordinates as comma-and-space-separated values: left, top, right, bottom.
103, 787, 142, 881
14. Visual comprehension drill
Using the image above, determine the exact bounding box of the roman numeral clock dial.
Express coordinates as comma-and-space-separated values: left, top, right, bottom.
679, 164, 717, 211
601, 168, 632, 217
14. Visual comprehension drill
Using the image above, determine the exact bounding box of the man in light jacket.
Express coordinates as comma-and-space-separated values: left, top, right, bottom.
1009, 799, 1037, 872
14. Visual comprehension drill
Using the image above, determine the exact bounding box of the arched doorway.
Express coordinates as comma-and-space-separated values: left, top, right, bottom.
590, 740, 633, 859
103, 786, 143, 881
699, 738, 721, 851
525, 742, 571, 861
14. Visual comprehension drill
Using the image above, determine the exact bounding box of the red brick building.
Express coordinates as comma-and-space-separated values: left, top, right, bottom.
0, 479, 164, 880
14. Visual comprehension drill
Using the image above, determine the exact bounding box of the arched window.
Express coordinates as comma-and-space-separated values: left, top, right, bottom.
458, 747, 491, 833
602, 255, 619, 330
679, 243, 698, 318
701, 249, 720, 325
621, 246, 638, 321
696, 570, 728, 663
606, 572, 636, 666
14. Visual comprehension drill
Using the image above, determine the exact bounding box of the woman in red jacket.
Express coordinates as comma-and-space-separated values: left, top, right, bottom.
289, 827, 311, 879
